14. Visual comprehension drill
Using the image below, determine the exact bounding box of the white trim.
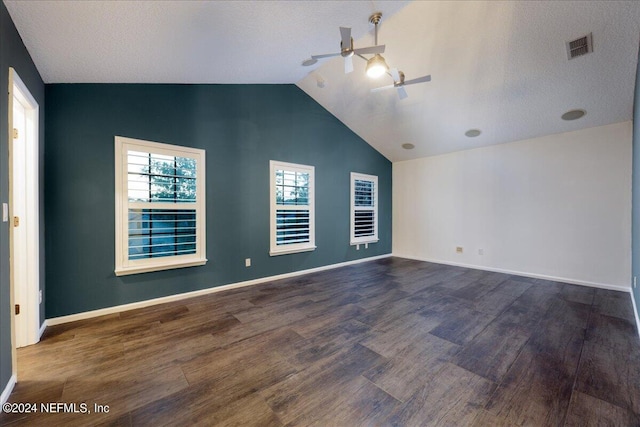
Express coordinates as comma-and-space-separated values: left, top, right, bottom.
631, 291, 640, 339
38, 321, 47, 340
114, 136, 206, 275
47, 254, 392, 326
8, 67, 41, 355
269, 160, 315, 256
350, 172, 378, 245
1, 375, 16, 405
393, 253, 630, 292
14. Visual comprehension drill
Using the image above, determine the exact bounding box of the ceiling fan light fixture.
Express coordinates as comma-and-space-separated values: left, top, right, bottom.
366, 54, 389, 79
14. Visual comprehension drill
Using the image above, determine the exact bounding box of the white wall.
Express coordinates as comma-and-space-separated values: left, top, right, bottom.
393, 121, 632, 290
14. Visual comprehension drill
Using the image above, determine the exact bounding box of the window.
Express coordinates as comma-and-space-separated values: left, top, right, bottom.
350, 172, 378, 245
115, 136, 206, 276
270, 160, 315, 256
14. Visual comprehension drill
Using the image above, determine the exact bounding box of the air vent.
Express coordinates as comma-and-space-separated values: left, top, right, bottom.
566, 33, 593, 59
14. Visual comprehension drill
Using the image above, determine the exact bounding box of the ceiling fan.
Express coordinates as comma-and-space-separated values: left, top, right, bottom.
303, 13, 386, 74
371, 68, 431, 99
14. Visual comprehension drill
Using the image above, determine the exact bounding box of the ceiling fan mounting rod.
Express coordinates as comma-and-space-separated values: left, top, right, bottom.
369, 12, 382, 46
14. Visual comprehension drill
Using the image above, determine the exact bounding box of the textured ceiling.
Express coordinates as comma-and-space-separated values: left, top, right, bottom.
3, 0, 409, 84
5, 0, 640, 161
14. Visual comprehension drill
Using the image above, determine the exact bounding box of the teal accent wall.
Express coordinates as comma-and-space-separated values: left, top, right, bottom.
0, 2, 46, 397
45, 84, 392, 318
632, 42, 640, 323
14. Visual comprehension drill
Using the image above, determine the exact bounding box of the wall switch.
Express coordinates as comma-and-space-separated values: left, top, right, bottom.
2, 203, 7, 222
39, 290, 43, 304
634, 276, 637, 289
245, 258, 251, 268
456, 246, 463, 253
478, 249, 484, 255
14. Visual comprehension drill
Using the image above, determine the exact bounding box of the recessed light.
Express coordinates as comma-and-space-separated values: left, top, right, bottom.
465, 129, 481, 137
561, 109, 586, 121
402, 143, 415, 150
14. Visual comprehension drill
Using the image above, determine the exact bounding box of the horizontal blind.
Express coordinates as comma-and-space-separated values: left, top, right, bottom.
355, 178, 375, 237
128, 209, 197, 259
354, 179, 374, 207
354, 210, 375, 238
127, 148, 198, 260
276, 210, 310, 245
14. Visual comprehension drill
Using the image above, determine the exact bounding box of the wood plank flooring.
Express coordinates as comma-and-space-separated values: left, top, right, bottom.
2, 257, 639, 426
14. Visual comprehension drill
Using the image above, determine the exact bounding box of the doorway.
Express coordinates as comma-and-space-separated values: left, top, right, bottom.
9, 67, 40, 364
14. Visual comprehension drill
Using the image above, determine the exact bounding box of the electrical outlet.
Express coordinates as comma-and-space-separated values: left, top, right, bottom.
456, 246, 463, 253
478, 249, 484, 255
39, 290, 42, 304
245, 258, 251, 268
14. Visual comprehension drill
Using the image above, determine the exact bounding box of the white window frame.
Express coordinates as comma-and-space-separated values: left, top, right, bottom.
350, 172, 379, 245
270, 160, 316, 256
115, 136, 207, 276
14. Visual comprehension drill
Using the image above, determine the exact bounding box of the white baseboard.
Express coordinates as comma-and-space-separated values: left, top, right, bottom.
0, 374, 16, 405
46, 254, 392, 326
631, 291, 640, 339
392, 253, 630, 293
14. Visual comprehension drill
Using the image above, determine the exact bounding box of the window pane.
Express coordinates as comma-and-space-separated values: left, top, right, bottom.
354, 179, 374, 207
127, 151, 197, 203
276, 169, 309, 206
128, 209, 196, 259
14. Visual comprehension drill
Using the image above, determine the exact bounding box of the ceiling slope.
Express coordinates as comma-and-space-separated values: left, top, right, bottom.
297, 1, 640, 160
5, 0, 640, 161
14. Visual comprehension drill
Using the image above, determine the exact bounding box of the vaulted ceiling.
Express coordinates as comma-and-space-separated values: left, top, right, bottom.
5, 0, 640, 161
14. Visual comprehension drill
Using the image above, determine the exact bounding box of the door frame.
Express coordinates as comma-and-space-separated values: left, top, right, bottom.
8, 67, 40, 374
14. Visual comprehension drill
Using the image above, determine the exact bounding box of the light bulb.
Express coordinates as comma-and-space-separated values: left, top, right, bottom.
366, 54, 389, 79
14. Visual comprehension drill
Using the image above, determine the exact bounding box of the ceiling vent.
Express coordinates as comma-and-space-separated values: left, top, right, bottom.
566, 33, 593, 59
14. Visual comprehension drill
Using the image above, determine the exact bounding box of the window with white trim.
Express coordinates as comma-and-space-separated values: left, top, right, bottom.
270, 160, 315, 256
350, 172, 378, 245
115, 136, 206, 276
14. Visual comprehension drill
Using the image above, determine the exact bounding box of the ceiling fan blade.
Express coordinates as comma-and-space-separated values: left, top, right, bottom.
403, 75, 432, 86
340, 27, 352, 49
397, 87, 408, 100
353, 44, 385, 55
371, 84, 395, 93
311, 52, 341, 60
344, 55, 353, 73
390, 68, 400, 82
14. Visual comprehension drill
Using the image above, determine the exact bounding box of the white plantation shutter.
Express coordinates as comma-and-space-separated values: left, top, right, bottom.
270, 161, 316, 256
350, 173, 378, 245
115, 136, 207, 276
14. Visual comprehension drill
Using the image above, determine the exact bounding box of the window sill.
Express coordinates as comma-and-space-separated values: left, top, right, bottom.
115, 258, 207, 276
350, 239, 379, 246
269, 245, 316, 257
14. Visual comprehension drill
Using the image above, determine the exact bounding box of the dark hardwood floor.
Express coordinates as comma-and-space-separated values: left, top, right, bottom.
2, 257, 639, 426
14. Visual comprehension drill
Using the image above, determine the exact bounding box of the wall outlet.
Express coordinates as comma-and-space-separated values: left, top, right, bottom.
456, 246, 463, 253
478, 249, 484, 255
39, 289, 43, 304
245, 258, 251, 268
